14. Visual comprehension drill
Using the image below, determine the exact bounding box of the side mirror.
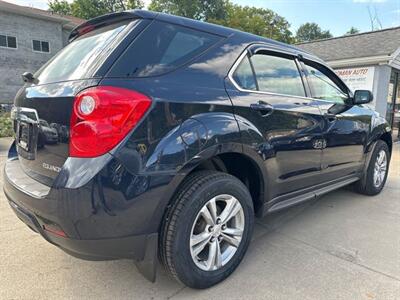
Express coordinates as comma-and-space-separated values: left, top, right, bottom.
353, 90, 373, 105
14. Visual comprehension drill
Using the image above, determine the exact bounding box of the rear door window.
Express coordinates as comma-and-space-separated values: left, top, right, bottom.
108, 21, 222, 77
250, 53, 306, 97
35, 22, 130, 85
232, 55, 257, 91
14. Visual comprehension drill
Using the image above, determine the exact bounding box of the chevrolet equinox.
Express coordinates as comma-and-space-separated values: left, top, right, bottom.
3, 10, 393, 289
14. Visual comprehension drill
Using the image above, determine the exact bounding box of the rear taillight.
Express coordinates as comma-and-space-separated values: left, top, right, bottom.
70, 86, 151, 158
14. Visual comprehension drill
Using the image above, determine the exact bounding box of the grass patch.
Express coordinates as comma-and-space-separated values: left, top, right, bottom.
0, 112, 13, 138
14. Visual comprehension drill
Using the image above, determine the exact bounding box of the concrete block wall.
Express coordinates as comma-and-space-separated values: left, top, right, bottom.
0, 11, 65, 103
371, 64, 391, 117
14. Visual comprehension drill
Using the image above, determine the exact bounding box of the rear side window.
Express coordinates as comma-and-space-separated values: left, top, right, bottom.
109, 21, 222, 77
232, 56, 257, 91
35, 22, 129, 85
250, 54, 305, 97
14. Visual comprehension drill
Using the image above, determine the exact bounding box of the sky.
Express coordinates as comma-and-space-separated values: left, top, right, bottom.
4, 0, 400, 36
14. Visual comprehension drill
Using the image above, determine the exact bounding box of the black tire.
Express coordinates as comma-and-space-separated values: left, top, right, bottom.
353, 140, 390, 195
159, 170, 254, 289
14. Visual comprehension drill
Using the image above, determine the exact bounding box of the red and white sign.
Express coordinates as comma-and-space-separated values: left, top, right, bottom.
334, 67, 375, 92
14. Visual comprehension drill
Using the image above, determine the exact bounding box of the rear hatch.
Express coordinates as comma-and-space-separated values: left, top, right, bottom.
12, 19, 135, 186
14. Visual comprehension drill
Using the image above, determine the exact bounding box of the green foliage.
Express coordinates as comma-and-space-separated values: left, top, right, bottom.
48, 0, 72, 15
149, 1, 293, 43
295, 22, 333, 43
48, 0, 144, 19
345, 27, 360, 35
48, 0, 339, 46
148, 0, 227, 21
0, 113, 13, 138
209, 3, 293, 43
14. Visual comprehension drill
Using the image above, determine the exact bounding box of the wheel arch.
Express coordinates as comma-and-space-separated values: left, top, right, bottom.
379, 131, 393, 155
154, 144, 267, 235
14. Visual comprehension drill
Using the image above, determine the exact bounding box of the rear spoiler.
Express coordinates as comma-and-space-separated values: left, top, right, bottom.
68, 10, 157, 42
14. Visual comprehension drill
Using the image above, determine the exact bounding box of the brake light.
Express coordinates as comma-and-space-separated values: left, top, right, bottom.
70, 86, 151, 158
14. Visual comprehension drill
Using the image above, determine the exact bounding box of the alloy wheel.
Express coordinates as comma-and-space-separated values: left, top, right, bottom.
189, 194, 245, 271
373, 150, 387, 188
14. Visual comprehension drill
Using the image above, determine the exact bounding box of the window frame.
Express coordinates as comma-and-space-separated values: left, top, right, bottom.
32, 39, 50, 53
231, 54, 258, 91
0, 34, 18, 50
228, 46, 309, 100
299, 58, 352, 105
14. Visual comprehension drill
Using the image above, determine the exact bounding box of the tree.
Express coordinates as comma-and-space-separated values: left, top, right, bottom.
149, 1, 293, 43
295, 22, 332, 42
345, 27, 360, 35
148, 0, 227, 21
48, 0, 144, 19
48, 0, 72, 15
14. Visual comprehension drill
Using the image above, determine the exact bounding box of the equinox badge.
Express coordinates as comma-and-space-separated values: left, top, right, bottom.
42, 163, 61, 173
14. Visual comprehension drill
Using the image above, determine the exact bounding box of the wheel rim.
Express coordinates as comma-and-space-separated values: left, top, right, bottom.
189, 194, 245, 271
373, 150, 387, 188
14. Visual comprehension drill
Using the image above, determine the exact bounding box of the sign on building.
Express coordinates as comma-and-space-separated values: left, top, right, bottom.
334, 67, 375, 92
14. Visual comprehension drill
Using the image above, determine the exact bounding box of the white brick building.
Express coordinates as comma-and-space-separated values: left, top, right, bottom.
0, 0, 83, 103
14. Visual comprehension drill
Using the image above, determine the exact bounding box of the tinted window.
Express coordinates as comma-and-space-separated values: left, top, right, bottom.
0, 34, 17, 48
7, 36, 17, 48
109, 21, 221, 77
250, 54, 305, 97
232, 56, 256, 90
41, 41, 49, 53
32, 40, 41, 51
0, 35, 6, 47
35, 22, 128, 84
33, 40, 50, 52
305, 63, 348, 103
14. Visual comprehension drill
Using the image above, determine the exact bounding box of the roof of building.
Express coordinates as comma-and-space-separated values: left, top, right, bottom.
296, 26, 400, 63
0, 0, 84, 29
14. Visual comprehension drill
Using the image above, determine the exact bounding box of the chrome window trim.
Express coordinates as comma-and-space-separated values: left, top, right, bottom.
227, 48, 312, 101
227, 46, 351, 105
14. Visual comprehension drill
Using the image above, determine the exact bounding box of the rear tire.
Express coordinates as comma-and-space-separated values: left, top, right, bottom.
354, 140, 390, 195
160, 170, 254, 289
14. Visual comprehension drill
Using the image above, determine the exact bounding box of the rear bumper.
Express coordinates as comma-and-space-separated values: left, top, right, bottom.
6, 197, 156, 261
3, 157, 160, 281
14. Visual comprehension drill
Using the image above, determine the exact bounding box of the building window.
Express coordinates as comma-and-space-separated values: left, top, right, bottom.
32, 40, 50, 53
0, 34, 17, 49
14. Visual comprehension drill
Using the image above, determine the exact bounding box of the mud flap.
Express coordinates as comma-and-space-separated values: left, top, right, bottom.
134, 233, 158, 282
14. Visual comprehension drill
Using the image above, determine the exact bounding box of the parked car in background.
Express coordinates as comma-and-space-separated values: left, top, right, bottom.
0, 103, 12, 113
3, 10, 392, 289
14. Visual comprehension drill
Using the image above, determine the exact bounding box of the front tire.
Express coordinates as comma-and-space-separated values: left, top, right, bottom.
354, 140, 390, 195
160, 170, 254, 289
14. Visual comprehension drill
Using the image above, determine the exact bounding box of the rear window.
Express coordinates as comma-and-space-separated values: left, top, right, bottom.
108, 20, 222, 77
35, 22, 129, 85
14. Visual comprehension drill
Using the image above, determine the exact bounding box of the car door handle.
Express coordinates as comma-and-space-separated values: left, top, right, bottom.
324, 113, 337, 122
250, 102, 274, 117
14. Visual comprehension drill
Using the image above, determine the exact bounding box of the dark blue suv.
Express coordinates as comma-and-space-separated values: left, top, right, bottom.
3, 10, 392, 289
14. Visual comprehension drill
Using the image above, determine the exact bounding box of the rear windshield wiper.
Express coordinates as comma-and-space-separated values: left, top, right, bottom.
21, 72, 37, 84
